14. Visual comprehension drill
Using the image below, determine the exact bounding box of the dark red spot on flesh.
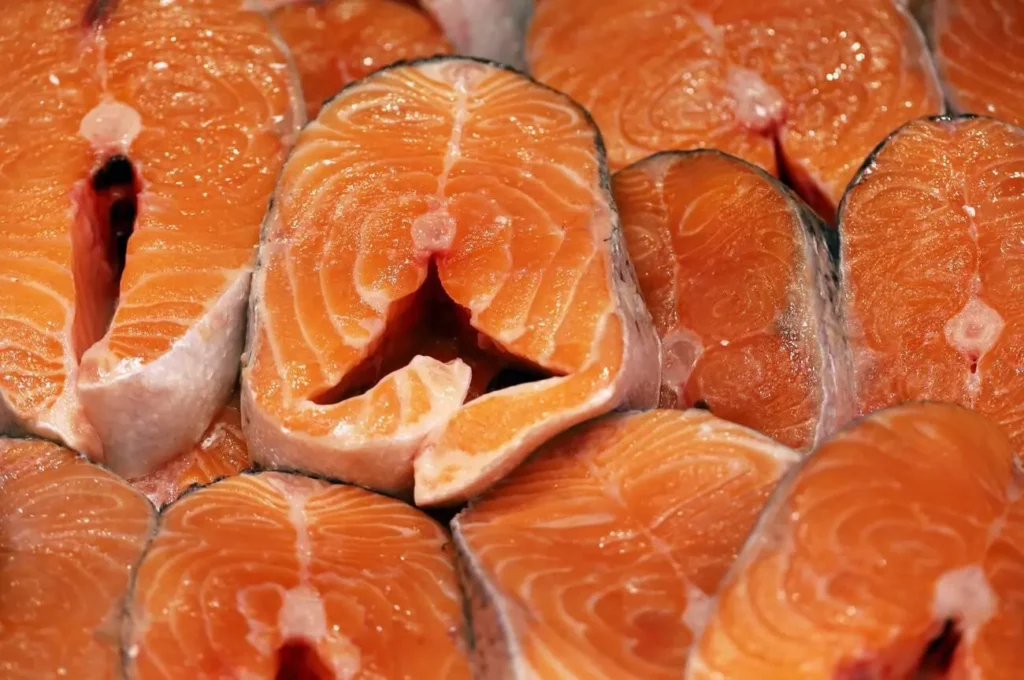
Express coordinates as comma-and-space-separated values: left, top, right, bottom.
834, 618, 963, 680
70, 154, 139, 359
915, 619, 961, 680
275, 639, 333, 680
83, 0, 118, 28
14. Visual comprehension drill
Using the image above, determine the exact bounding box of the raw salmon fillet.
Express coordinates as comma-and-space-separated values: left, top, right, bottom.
270, 0, 452, 119
130, 394, 250, 507
453, 409, 798, 679
686, 403, 1024, 679
0, 438, 155, 679
839, 115, 1024, 450
614, 151, 851, 450
0, 0, 301, 476
527, 0, 944, 218
124, 472, 470, 678
242, 56, 660, 506
932, 0, 1024, 127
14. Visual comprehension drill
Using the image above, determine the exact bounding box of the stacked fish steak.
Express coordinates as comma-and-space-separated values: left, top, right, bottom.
2, 0, 1024, 679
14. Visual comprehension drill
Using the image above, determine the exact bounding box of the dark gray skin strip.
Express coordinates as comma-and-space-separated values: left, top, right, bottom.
450, 513, 518, 680
84, 0, 118, 27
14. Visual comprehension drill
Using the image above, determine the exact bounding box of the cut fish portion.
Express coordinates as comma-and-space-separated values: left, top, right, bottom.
454, 409, 798, 679
419, 0, 533, 69
0, 0, 301, 476
130, 393, 251, 507
242, 56, 660, 506
686, 402, 1024, 680
0, 438, 155, 679
614, 151, 851, 450
125, 472, 470, 679
839, 115, 1024, 451
932, 0, 1024, 127
271, 0, 452, 119
527, 0, 943, 218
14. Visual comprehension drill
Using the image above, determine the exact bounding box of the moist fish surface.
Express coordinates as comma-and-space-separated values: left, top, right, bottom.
931, 0, 1024, 127
270, 0, 452, 119
124, 471, 470, 678
686, 402, 1024, 679
454, 408, 798, 679
0, 0, 302, 476
241, 56, 660, 507
527, 0, 943, 219
130, 392, 251, 507
0, 438, 155, 679
614, 150, 851, 450
839, 115, 1024, 452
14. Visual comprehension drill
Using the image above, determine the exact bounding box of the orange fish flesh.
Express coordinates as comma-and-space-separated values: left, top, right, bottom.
241, 56, 660, 506
124, 471, 470, 678
0, 0, 302, 476
130, 393, 251, 507
614, 150, 851, 450
686, 402, 1024, 679
0, 438, 155, 678
270, 0, 453, 119
839, 115, 1024, 452
932, 0, 1024, 127
527, 0, 943, 219
454, 408, 798, 679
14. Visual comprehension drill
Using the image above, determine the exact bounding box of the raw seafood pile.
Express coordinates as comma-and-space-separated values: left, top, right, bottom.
2, 0, 1023, 678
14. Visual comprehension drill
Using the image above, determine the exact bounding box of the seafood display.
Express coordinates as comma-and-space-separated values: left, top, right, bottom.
2, 1, 1022, 678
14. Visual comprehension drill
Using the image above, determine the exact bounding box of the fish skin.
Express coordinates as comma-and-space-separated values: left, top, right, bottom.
613, 150, 853, 450
684, 402, 1024, 679
931, 0, 1024, 127
420, 0, 533, 69
242, 56, 660, 507
130, 393, 251, 507
453, 409, 798, 679
79, 270, 252, 478
0, 0, 303, 476
526, 0, 944, 219
124, 471, 471, 679
838, 114, 1024, 453
0, 437, 156, 680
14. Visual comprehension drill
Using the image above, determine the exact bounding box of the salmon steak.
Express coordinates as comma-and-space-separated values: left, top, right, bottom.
526, 0, 943, 218
839, 115, 1024, 451
130, 393, 251, 507
270, 0, 453, 119
932, 0, 1024, 127
614, 151, 851, 450
0, 0, 302, 476
124, 472, 470, 678
453, 409, 798, 679
0, 438, 155, 679
241, 56, 660, 506
686, 402, 1024, 679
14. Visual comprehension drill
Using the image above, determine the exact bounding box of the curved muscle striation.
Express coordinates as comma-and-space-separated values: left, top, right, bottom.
454, 409, 798, 679
687, 403, 1024, 679
242, 57, 659, 506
